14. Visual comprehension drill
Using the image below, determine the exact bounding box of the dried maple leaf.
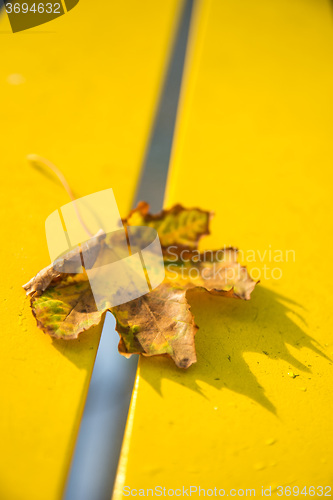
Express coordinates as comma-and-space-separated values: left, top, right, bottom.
114, 249, 255, 368
23, 230, 106, 296
23, 204, 257, 368
123, 201, 212, 255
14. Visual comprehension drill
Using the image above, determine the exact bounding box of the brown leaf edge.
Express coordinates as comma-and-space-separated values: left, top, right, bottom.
123, 201, 214, 254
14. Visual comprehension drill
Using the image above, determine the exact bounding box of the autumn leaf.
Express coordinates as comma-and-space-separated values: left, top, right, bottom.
23, 230, 106, 296
31, 274, 103, 339
114, 248, 255, 368
23, 203, 257, 368
124, 201, 212, 254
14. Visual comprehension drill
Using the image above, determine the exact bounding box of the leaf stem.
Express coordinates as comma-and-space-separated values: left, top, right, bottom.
27, 154, 93, 238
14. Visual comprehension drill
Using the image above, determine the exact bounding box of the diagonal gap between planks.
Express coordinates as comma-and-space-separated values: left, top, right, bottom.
64, 2, 194, 500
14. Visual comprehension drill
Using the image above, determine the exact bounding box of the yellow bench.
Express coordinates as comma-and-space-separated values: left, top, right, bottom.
113, 0, 333, 496
1, 1, 332, 499
0, 2, 183, 499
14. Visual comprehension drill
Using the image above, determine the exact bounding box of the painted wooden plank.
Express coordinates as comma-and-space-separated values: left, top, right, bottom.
113, 0, 333, 496
0, 2, 184, 499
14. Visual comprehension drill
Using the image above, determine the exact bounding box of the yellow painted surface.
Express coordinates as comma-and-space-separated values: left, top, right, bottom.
0, 2, 183, 499
114, 0, 333, 496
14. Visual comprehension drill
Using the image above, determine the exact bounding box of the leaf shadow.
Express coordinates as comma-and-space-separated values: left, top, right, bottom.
138, 286, 330, 415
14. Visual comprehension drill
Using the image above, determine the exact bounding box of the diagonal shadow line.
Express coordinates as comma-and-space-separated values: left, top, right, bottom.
138, 286, 331, 415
